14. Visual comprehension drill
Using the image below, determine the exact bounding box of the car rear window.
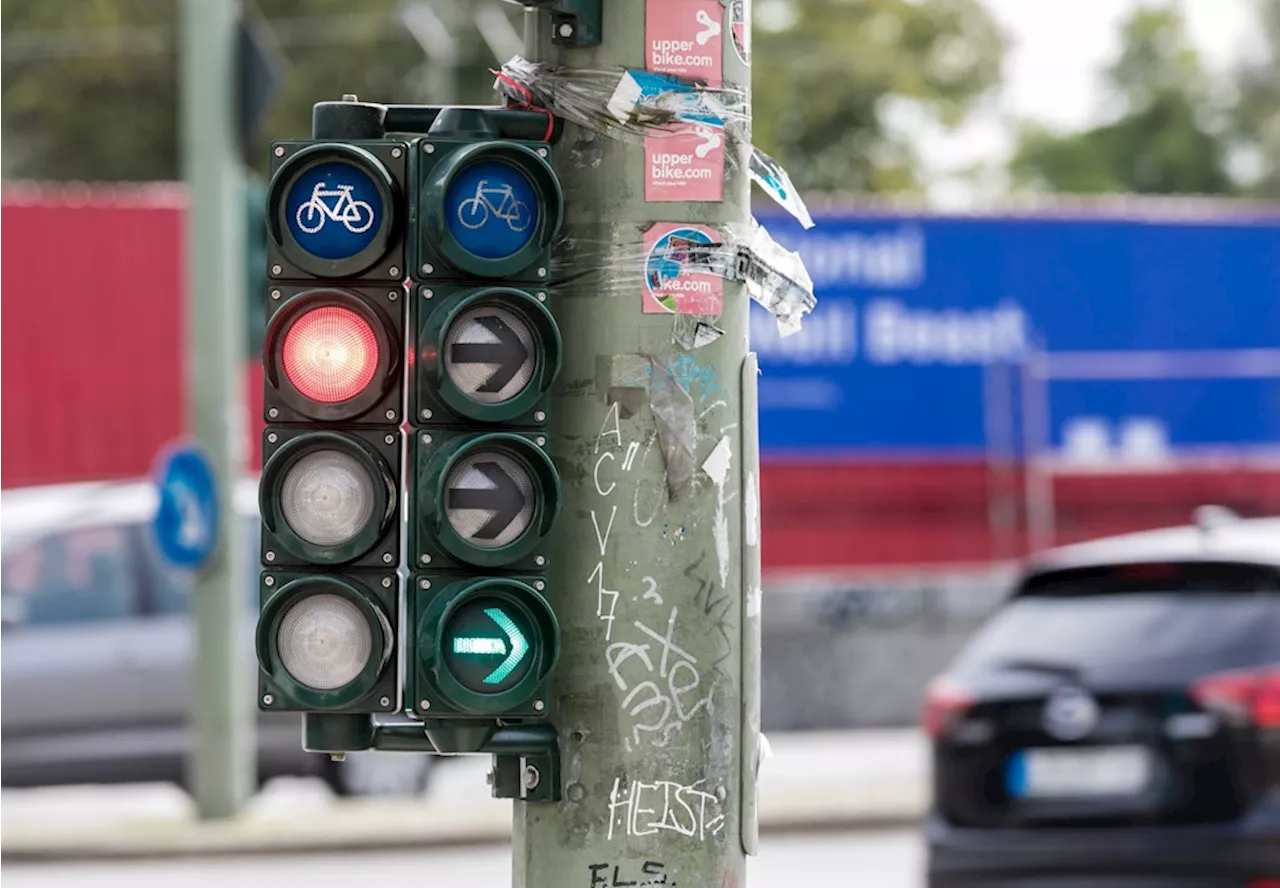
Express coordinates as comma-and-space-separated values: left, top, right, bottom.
955, 561, 1280, 670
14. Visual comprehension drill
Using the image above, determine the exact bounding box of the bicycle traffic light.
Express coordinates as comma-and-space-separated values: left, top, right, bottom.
406, 109, 565, 732
256, 137, 408, 717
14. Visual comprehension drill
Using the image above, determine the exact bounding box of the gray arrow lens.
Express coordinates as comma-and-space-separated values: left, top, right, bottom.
277, 593, 373, 690
444, 450, 536, 548
280, 449, 377, 546
443, 305, 536, 404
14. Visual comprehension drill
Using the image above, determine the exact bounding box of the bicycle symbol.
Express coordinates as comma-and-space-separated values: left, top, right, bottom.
295, 182, 375, 235
456, 180, 532, 233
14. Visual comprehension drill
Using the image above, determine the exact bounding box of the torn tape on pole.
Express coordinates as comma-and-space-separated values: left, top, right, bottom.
549, 220, 816, 336
495, 56, 814, 229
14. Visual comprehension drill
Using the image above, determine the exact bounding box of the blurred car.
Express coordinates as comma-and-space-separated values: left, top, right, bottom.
0, 478, 433, 798
924, 511, 1280, 887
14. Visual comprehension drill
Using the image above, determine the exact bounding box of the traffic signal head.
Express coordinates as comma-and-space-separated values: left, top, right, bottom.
257, 571, 398, 714
410, 576, 558, 718
263, 286, 404, 425
267, 140, 408, 283
411, 285, 561, 427
411, 110, 563, 283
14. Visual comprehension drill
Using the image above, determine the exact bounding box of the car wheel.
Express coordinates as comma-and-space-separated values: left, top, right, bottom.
325, 752, 434, 798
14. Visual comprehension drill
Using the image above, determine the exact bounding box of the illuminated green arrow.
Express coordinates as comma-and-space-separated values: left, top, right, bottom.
451, 607, 529, 685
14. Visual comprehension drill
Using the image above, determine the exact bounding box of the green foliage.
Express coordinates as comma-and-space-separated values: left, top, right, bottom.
1229, 0, 1280, 196
752, 0, 1006, 192
1009, 4, 1251, 196
1, 0, 512, 181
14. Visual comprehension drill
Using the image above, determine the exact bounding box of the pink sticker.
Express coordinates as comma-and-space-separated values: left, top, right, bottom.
645, 0, 724, 86
645, 125, 725, 202
641, 223, 724, 316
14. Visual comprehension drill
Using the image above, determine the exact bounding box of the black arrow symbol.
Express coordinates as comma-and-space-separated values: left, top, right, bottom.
449, 316, 529, 393
447, 461, 527, 540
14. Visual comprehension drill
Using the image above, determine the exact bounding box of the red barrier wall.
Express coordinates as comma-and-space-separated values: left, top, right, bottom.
5, 185, 1278, 572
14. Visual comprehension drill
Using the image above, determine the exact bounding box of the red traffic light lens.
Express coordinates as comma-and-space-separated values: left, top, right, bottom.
282, 306, 379, 403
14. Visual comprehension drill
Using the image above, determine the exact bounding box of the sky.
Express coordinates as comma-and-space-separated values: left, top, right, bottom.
919, 0, 1263, 205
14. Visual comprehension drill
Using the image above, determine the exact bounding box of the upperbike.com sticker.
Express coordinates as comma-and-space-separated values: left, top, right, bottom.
644, 0, 726, 202
641, 223, 724, 316
646, 124, 724, 202
645, 0, 723, 85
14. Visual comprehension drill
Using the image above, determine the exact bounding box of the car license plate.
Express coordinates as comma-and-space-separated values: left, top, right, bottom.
1005, 745, 1152, 799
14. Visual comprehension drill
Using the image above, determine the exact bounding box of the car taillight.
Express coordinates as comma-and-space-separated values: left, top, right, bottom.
922, 676, 973, 738
1191, 664, 1280, 728
282, 305, 379, 403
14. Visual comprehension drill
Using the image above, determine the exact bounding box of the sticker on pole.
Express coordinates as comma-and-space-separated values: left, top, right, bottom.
444, 451, 536, 548
285, 161, 383, 260
445, 162, 539, 260
646, 0, 724, 85
646, 124, 724, 202
151, 440, 220, 571
730, 0, 750, 66
642, 223, 724, 316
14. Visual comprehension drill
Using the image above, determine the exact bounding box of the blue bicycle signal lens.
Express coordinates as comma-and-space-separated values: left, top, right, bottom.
285, 161, 383, 260
444, 161, 539, 260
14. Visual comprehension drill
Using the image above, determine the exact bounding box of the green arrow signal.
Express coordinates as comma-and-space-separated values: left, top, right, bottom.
450, 607, 530, 685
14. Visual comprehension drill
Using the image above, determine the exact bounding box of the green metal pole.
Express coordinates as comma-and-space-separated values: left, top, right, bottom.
180, 0, 253, 819
516, 4, 761, 887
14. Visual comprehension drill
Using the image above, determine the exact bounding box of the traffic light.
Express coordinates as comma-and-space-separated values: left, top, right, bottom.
406, 109, 565, 735
256, 137, 409, 717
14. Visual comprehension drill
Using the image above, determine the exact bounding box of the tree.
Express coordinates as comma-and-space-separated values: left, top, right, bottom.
1, 0, 516, 182
751, 0, 1006, 193
1009, 5, 1233, 195
1229, 0, 1280, 196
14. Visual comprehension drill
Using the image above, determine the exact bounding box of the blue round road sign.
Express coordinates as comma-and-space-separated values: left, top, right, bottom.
285, 161, 383, 260
445, 161, 539, 260
152, 441, 220, 571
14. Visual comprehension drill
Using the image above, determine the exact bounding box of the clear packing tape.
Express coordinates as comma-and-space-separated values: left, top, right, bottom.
552, 219, 816, 336
496, 56, 816, 230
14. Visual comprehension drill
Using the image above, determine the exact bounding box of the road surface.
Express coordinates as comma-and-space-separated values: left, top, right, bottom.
2, 829, 924, 888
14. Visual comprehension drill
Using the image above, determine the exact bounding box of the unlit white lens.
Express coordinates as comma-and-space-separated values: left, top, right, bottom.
280, 450, 376, 546
277, 593, 373, 690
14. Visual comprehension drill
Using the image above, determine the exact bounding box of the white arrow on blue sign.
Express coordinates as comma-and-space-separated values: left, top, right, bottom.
151, 440, 221, 571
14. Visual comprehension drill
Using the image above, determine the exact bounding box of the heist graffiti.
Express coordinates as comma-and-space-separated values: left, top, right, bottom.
607, 776, 726, 841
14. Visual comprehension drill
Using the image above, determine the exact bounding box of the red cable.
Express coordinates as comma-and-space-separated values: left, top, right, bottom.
493, 70, 555, 142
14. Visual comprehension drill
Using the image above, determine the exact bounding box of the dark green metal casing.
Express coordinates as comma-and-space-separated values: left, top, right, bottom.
409, 128, 563, 285
267, 140, 409, 284
409, 284, 561, 428
259, 428, 401, 570
409, 430, 561, 572
408, 575, 558, 720
257, 571, 400, 714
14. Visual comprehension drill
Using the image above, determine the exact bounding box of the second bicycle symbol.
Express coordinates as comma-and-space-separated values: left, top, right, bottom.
457, 180, 531, 233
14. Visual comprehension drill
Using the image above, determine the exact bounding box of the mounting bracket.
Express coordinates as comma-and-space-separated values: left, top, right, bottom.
519, 0, 602, 46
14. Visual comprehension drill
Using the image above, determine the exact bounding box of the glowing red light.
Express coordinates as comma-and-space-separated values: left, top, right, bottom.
281, 306, 379, 403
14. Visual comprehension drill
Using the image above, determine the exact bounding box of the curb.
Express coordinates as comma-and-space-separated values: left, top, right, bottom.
2, 805, 924, 863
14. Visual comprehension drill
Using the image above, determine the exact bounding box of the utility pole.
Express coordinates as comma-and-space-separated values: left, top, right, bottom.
180, 0, 253, 819
515, 4, 762, 887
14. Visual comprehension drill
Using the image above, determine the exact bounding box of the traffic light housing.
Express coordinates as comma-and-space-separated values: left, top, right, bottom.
256, 137, 408, 719
410, 110, 563, 284
406, 109, 565, 733
267, 140, 409, 284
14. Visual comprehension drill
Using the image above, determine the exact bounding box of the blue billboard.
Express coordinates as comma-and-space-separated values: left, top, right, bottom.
751, 210, 1280, 458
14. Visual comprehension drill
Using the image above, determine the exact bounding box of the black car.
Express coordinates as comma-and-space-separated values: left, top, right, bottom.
924, 515, 1280, 888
